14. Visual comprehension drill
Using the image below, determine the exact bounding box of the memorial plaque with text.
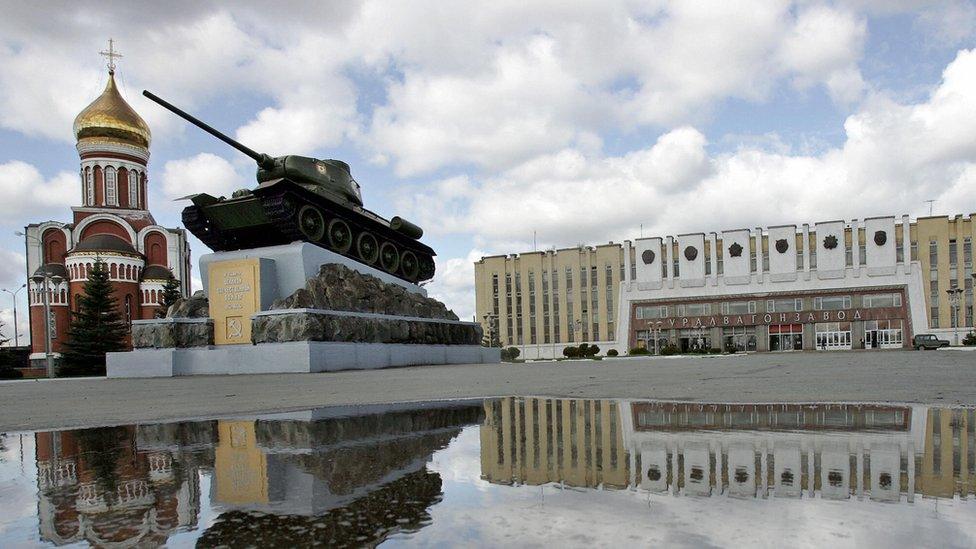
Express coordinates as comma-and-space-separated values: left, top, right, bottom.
208, 258, 261, 345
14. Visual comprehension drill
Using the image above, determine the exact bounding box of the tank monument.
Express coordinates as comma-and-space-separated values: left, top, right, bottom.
106, 91, 498, 377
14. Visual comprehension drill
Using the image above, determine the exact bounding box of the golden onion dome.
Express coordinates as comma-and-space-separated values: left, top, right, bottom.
73, 71, 151, 148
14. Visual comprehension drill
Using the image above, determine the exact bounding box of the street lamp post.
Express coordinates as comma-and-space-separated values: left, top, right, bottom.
1, 284, 26, 347
31, 271, 63, 378
947, 287, 963, 346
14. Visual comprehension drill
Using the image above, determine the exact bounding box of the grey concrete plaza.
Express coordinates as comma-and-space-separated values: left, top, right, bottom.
0, 349, 973, 432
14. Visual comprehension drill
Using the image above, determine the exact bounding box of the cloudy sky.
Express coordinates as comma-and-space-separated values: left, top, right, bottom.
0, 1, 974, 342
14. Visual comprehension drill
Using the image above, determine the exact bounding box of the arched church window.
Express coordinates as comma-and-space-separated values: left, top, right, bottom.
85, 167, 94, 206
105, 166, 118, 206
128, 170, 139, 208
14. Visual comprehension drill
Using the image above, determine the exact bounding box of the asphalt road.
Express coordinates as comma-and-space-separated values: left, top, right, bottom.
1, 349, 973, 432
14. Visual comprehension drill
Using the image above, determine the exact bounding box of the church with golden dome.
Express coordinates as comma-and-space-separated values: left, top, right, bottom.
23, 43, 191, 368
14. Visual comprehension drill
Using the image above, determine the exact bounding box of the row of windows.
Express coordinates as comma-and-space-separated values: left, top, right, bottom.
635, 293, 902, 319
82, 166, 143, 208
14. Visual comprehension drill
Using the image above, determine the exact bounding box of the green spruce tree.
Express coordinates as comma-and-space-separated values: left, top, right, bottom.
156, 276, 183, 318
59, 260, 129, 377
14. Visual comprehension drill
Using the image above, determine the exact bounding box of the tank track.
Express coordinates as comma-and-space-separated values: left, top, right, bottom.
182, 205, 234, 251
257, 186, 436, 284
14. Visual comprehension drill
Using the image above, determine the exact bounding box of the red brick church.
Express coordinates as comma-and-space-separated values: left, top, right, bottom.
24, 48, 191, 366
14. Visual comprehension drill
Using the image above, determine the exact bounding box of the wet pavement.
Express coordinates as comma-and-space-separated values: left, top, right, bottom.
1, 397, 974, 547
2, 350, 976, 432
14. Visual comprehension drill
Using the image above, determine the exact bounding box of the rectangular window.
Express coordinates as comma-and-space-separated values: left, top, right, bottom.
762, 251, 769, 272
911, 241, 918, 261
581, 267, 587, 288
717, 254, 724, 275
128, 170, 139, 207
813, 296, 851, 311
930, 239, 939, 269
859, 241, 867, 265
750, 252, 757, 273
672, 259, 679, 277
845, 246, 853, 267
636, 305, 668, 319
965, 237, 973, 266
950, 239, 958, 266
721, 301, 756, 315
931, 306, 940, 328
862, 293, 902, 308
591, 266, 597, 287
796, 250, 804, 269
931, 280, 939, 299
565, 267, 573, 292
677, 303, 712, 316
104, 167, 118, 206
767, 298, 803, 312
567, 302, 575, 342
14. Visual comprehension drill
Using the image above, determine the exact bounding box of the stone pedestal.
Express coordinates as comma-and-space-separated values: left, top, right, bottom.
107, 251, 499, 378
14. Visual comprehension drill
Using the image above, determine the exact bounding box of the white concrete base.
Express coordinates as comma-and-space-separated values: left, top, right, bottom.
199, 242, 427, 302
106, 342, 500, 378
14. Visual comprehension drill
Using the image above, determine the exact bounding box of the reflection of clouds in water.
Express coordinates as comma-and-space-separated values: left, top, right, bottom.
396, 426, 976, 549
0, 435, 45, 544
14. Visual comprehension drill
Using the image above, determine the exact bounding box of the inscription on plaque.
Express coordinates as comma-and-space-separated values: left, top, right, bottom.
209, 258, 261, 345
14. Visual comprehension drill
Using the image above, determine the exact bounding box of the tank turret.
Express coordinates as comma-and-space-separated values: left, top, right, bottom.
143, 90, 434, 283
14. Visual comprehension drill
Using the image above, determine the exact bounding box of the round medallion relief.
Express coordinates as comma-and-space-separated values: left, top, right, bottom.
684, 246, 698, 261
823, 235, 838, 250
641, 249, 655, 264
775, 238, 789, 254
874, 230, 887, 246
728, 242, 743, 257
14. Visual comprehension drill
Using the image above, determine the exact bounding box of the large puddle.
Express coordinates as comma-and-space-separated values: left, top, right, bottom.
1, 399, 974, 547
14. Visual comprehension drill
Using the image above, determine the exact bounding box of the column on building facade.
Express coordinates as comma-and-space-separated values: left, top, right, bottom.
802, 224, 811, 277
665, 236, 674, 288
901, 214, 911, 274
754, 227, 764, 284
623, 240, 632, 284
708, 232, 718, 286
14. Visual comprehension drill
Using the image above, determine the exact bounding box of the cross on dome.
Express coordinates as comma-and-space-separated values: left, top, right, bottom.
99, 38, 123, 74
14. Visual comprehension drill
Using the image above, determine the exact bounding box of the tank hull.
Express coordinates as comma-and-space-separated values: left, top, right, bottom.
181, 179, 435, 283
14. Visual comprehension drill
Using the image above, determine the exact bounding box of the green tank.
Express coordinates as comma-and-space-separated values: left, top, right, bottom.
143, 91, 435, 283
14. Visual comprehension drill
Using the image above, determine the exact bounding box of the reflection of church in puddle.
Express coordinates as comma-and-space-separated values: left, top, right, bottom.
35, 423, 214, 546
481, 397, 976, 502
34, 403, 481, 547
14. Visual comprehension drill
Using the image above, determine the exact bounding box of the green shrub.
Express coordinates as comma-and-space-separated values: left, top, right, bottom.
586, 344, 600, 357
628, 347, 650, 355
563, 346, 579, 358
607, 349, 619, 357
500, 347, 521, 361
708, 348, 722, 354
964, 332, 976, 346
660, 343, 679, 356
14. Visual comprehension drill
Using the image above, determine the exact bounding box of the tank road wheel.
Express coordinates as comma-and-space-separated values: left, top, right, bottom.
297, 205, 326, 242
380, 242, 400, 273
327, 219, 353, 253
356, 232, 379, 264
400, 251, 420, 281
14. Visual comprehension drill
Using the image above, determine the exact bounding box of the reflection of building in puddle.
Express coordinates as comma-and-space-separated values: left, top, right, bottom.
480, 398, 976, 503
480, 397, 630, 489
34, 421, 215, 547
202, 403, 483, 546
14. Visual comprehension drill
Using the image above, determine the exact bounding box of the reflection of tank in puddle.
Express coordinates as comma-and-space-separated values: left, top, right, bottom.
35, 422, 213, 547
210, 402, 483, 515
200, 402, 482, 546
200, 468, 443, 548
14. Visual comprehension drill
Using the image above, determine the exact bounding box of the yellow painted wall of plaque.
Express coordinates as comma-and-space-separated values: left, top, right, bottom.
208, 258, 262, 345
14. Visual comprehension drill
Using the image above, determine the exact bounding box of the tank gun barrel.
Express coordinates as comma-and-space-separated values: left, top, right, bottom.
142, 90, 275, 170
